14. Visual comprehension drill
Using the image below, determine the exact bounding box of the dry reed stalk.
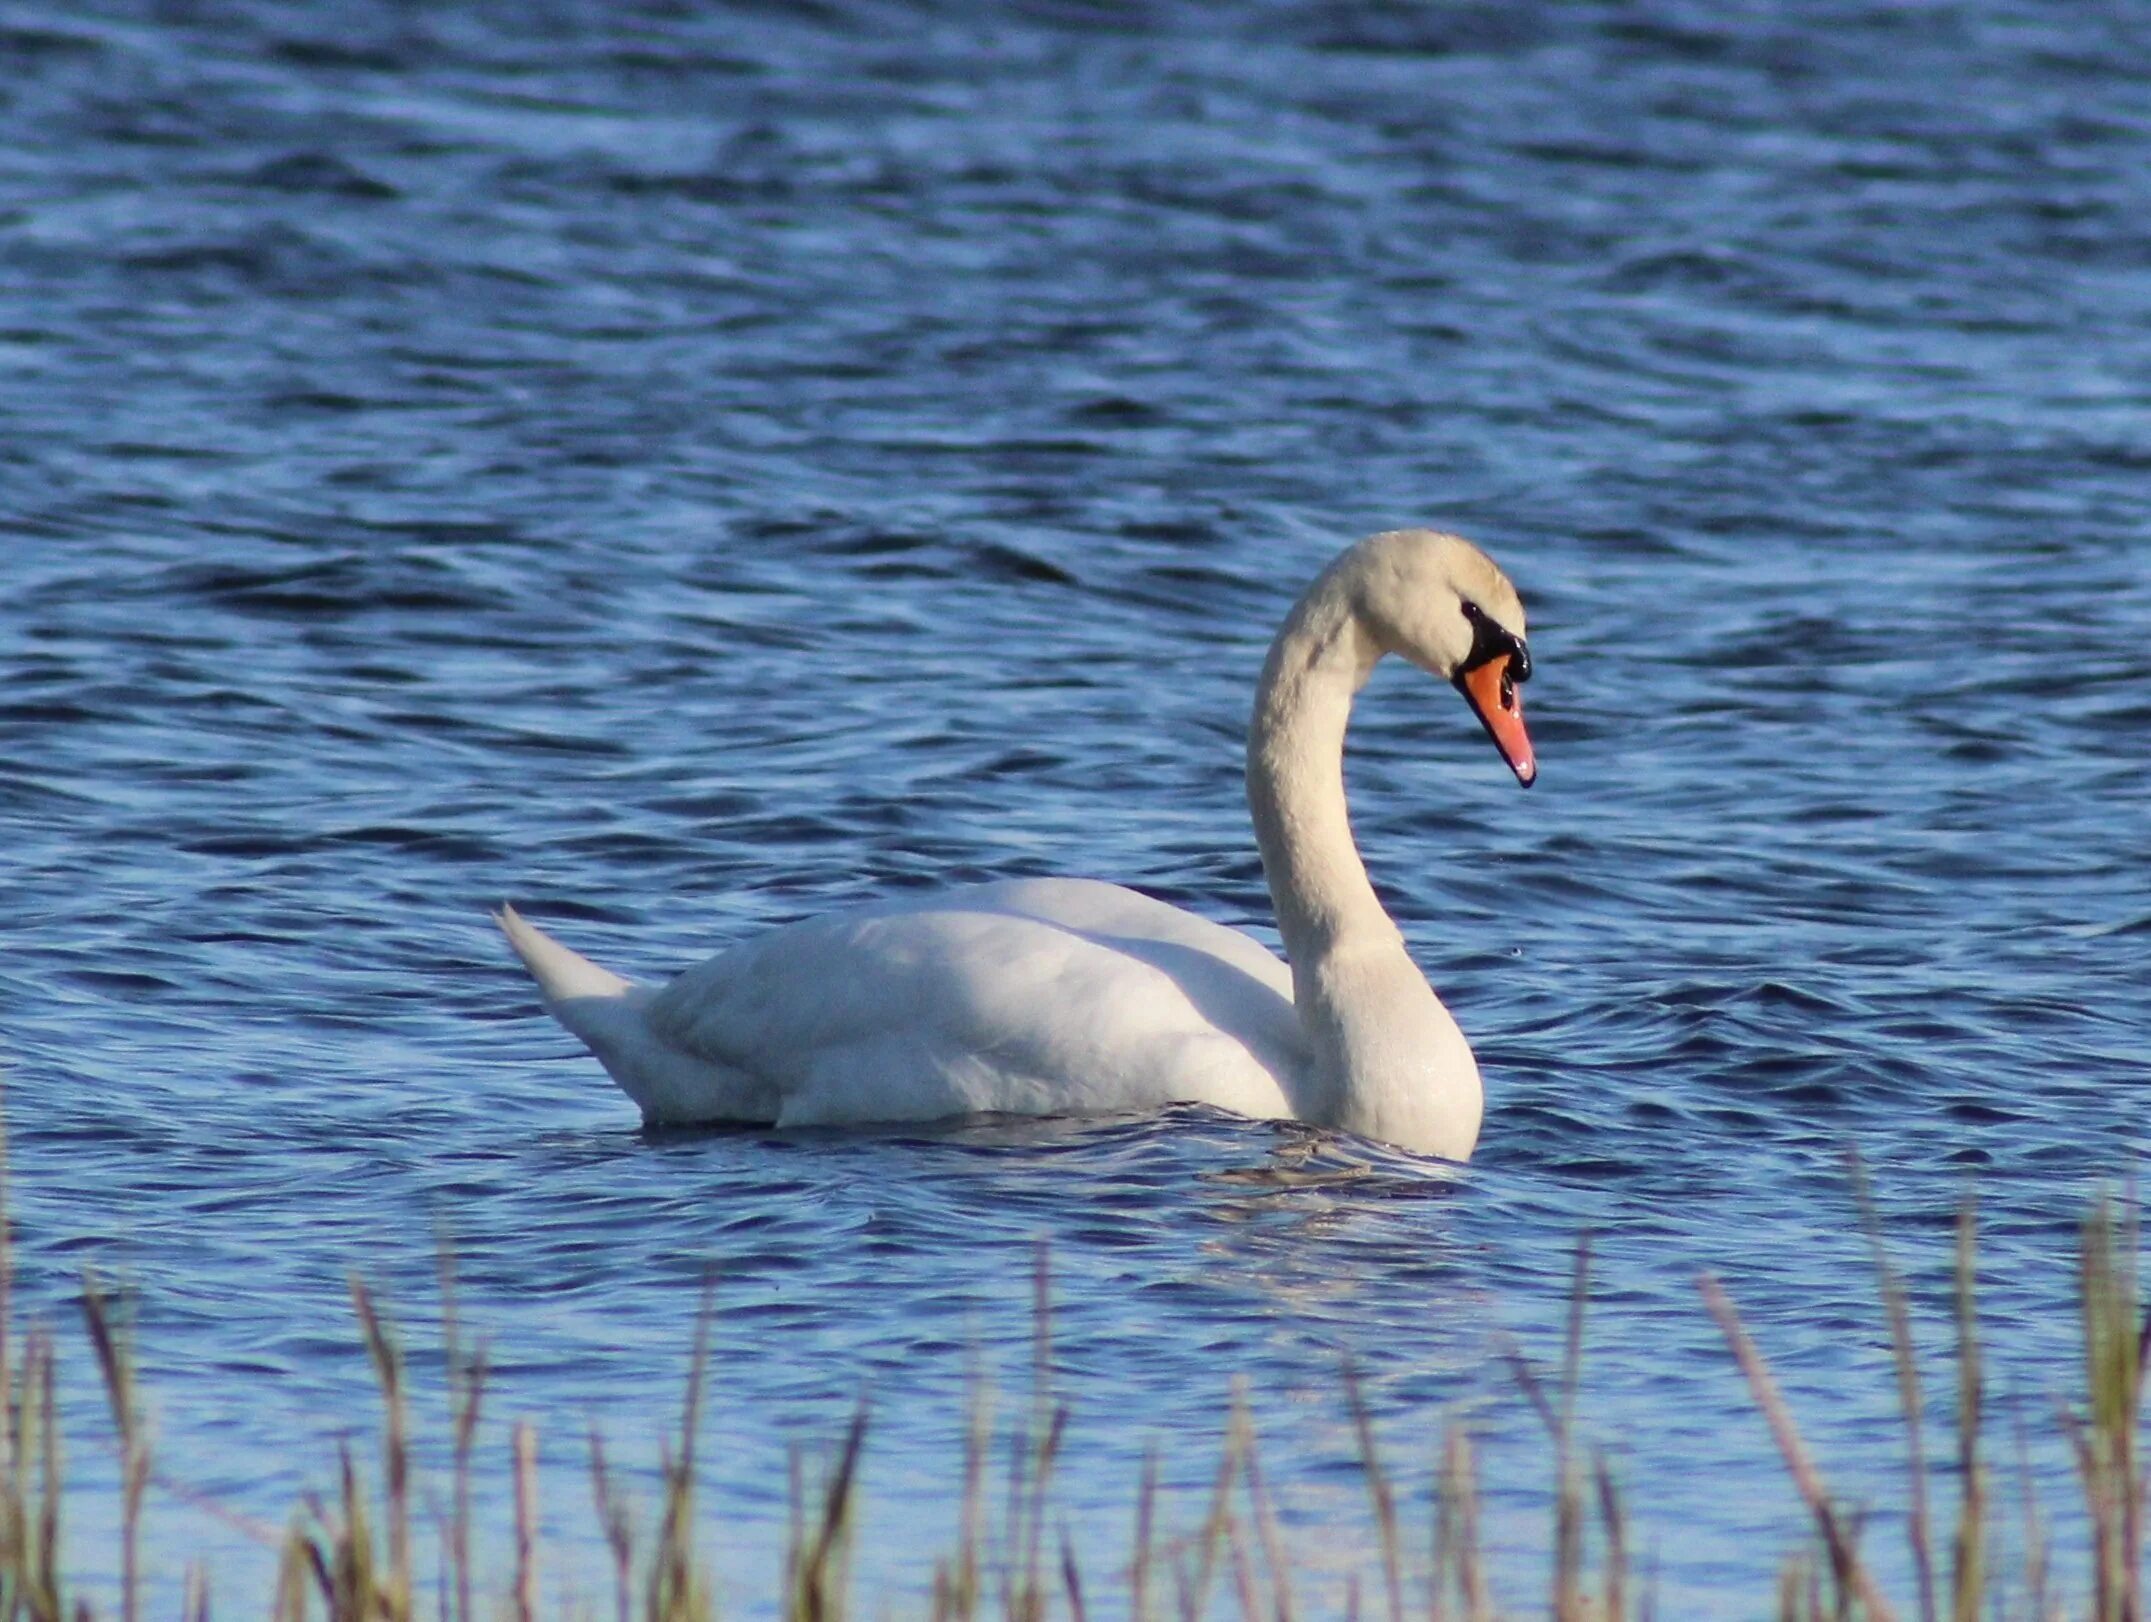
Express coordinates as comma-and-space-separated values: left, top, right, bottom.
512, 1421, 537, 1622
1233, 1392, 1296, 1622
36, 1333, 62, 1622
2105, 1196, 2143, 1622
1848, 1149, 1938, 1622
1342, 1361, 1405, 1622
1027, 1408, 1071, 1622
0, 1102, 22, 1622
2072, 1193, 2144, 1622
1595, 1453, 1627, 1622
1214, 1403, 1260, 1622
1698, 1272, 1897, 1622
1171, 1547, 1195, 1622
959, 1369, 989, 1622
0, 1102, 64, 1622
1222, 1494, 1261, 1622
1001, 1246, 1067, 1622
349, 1278, 412, 1622
648, 1281, 716, 1622
1130, 1449, 1157, 1622
6, 1328, 67, 1622
1501, 1330, 1564, 1607
1434, 1427, 1491, 1622
1430, 1426, 1455, 1622
1500, 1236, 1609, 1622
1947, 1202, 1985, 1622
1557, 1241, 1591, 1622
2011, 1410, 2053, 1622
272, 1521, 311, 1622
931, 1365, 991, 1622
79, 1274, 146, 1622
1774, 1554, 1800, 1622
587, 1430, 633, 1622
436, 1240, 487, 1622
1059, 1526, 1088, 1622
1173, 1402, 1241, 1622
0, 1098, 11, 1472
785, 1404, 866, 1622
306, 1441, 379, 1620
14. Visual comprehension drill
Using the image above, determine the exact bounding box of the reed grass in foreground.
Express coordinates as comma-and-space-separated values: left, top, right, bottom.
0, 1144, 2141, 1622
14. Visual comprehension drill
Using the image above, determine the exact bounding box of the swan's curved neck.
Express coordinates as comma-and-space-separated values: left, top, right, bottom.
1244, 566, 1483, 1159
1246, 580, 1391, 964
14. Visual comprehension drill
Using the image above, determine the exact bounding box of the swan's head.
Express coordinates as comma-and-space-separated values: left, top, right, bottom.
1348, 529, 1536, 786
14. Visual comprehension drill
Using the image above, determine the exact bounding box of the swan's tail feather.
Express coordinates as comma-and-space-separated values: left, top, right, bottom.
496, 904, 633, 1004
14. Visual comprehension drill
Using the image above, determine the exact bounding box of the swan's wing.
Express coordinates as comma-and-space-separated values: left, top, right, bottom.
973, 877, 1294, 993
641, 879, 1305, 1127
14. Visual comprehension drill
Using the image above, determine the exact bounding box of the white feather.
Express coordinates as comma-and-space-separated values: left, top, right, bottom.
496, 530, 1531, 1162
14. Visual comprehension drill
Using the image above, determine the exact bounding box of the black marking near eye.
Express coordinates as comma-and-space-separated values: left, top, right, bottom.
1459, 600, 1532, 683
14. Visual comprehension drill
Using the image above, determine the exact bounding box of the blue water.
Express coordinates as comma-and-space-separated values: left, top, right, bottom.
4, 0, 2148, 1611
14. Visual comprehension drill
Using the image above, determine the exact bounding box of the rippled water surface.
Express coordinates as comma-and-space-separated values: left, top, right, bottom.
4, 0, 2149, 1611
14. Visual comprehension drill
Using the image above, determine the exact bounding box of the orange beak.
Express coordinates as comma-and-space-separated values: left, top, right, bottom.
1458, 655, 1536, 786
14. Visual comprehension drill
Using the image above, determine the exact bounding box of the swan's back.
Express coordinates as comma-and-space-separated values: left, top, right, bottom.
636, 878, 1307, 1129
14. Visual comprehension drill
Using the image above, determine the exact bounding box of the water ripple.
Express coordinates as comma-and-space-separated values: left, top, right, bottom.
1, 0, 2147, 1611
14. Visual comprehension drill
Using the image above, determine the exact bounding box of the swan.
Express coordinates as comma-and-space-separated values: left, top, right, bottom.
498, 528, 1535, 1161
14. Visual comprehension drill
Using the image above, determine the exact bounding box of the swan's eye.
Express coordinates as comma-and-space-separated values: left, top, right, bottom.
1459, 601, 1531, 686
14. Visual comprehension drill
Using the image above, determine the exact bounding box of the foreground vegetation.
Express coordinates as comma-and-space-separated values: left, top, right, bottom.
0, 1139, 2140, 1621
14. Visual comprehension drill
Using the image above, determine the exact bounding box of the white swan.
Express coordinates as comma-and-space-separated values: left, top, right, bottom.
498, 529, 1535, 1161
